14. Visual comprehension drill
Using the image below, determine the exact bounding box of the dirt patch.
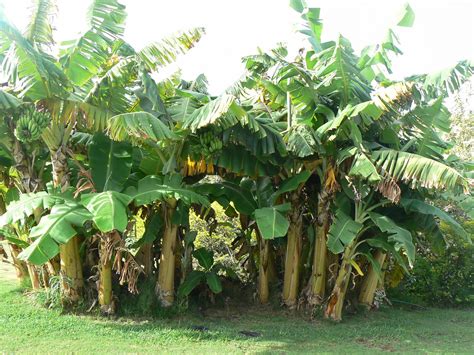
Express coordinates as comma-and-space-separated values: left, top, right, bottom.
356, 337, 396, 352
0, 258, 17, 282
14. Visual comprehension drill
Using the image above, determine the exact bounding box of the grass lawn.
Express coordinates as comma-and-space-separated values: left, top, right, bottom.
0, 268, 473, 354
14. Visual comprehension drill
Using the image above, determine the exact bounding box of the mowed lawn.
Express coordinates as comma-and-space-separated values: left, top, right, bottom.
0, 267, 473, 354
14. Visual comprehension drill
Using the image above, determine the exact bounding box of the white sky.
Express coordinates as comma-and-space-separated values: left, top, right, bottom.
1, 0, 473, 94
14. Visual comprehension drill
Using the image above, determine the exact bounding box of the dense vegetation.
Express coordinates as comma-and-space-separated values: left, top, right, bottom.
0, 0, 472, 323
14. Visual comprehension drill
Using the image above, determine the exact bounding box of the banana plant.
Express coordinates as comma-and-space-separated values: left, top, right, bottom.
0, 0, 207, 304
0, 0, 127, 302
323, 183, 415, 321
0, 130, 209, 307
106, 73, 289, 306
81, 132, 209, 309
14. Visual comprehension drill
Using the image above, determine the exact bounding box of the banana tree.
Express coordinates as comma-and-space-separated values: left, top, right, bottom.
322, 182, 415, 321
322, 97, 470, 320
0, 147, 208, 313
0, 0, 206, 302
0, 0, 127, 301
105, 69, 289, 304
76, 131, 208, 310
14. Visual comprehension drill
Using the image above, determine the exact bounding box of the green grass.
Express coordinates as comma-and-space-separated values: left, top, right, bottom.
0, 275, 473, 354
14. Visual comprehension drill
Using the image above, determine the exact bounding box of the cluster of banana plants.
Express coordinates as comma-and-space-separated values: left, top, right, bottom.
0, 0, 472, 320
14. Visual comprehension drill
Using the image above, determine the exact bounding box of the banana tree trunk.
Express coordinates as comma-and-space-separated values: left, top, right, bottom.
157, 199, 178, 307
59, 237, 83, 303
359, 250, 386, 307
282, 194, 303, 308
40, 261, 58, 288
51, 145, 70, 191
27, 264, 41, 290
0, 194, 5, 214
98, 233, 114, 314
325, 243, 356, 321
257, 230, 270, 304
41, 265, 50, 288
49, 257, 60, 275
99, 260, 112, 312
307, 190, 330, 306
8, 244, 28, 282
139, 243, 154, 276
12, 140, 37, 193
51, 144, 84, 303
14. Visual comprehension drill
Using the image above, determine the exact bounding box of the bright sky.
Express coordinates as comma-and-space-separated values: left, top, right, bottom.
1, 0, 473, 94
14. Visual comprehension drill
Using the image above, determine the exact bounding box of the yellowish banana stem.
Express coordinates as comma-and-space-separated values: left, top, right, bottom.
282, 197, 303, 308
307, 192, 330, 306
359, 250, 386, 307
59, 237, 83, 303
99, 262, 113, 312
140, 243, 153, 276
27, 263, 41, 290
50, 143, 84, 304
325, 244, 355, 321
8, 244, 28, 282
97, 233, 114, 314
157, 200, 178, 307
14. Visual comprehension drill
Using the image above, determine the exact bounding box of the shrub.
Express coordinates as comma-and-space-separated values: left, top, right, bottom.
389, 221, 474, 306
190, 203, 249, 282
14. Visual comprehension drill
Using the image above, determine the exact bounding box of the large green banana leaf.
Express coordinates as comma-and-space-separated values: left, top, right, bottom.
126, 175, 209, 207
81, 191, 131, 233
400, 198, 469, 242
327, 210, 363, 254
368, 212, 415, 265
89, 133, 133, 192
254, 203, 291, 240
18, 203, 91, 265
0, 191, 70, 227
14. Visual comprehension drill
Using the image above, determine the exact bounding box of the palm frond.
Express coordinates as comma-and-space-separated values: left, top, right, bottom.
368, 212, 415, 265
0, 191, 70, 227
414, 60, 474, 98
229, 116, 287, 157
216, 144, 280, 177
86, 0, 126, 39
0, 89, 24, 110
19, 202, 91, 265
286, 124, 319, 158
125, 174, 209, 207
327, 210, 363, 254
79, 102, 111, 132
166, 91, 201, 122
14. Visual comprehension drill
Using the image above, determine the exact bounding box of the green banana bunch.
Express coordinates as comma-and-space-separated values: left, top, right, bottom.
31, 110, 50, 131
14, 109, 50, 143
197, 129, 223, 158
199, 131, 214, 146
